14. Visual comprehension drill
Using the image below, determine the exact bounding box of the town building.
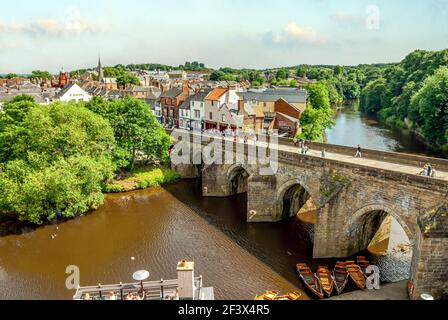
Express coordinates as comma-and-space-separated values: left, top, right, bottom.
156, 85, 190, 127
237, 87, 308, 136
55, 83, 92, 102
178, 89, 212, 130
58, 68, 69, 88
167, 70, 187, 81
204, 86, 241, 131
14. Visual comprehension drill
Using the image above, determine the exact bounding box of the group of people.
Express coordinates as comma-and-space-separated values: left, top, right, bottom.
419, 163, 435, 177
293, 137, 312, 155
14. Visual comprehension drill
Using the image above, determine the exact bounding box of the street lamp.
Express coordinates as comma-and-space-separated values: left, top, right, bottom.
133, 270, 150, 295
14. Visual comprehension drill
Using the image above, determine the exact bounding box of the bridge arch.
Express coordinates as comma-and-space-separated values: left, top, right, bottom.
226, 164, 251, 195
276, 178, 316, 220
346, 204, 415, 254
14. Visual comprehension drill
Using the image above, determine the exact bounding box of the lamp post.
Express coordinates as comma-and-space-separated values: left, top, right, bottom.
133, 270, 150, 295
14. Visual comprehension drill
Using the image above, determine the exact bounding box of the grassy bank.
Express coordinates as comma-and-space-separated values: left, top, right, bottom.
103, 165, 181, 193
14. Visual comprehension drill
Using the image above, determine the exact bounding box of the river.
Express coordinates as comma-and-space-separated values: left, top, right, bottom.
0, 104, 433, 300
0, 180, 340, 300
326, 101, 444, 158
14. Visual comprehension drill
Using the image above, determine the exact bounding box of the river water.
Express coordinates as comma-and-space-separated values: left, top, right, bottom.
326, 102, 444, 158
0, 180, 338, 300
0, 105, 432, 300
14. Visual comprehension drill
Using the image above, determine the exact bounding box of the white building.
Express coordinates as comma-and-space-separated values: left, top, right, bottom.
204, 86, 242, 130
55, 83, 92, 103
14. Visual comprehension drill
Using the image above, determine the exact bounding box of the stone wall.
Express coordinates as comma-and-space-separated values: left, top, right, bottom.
409, 204, 448, 300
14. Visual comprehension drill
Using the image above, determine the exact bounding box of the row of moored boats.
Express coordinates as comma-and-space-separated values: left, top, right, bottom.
297, 256, 371, 299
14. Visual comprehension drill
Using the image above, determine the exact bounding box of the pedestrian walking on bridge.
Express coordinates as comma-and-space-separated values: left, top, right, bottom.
355, 145, 362, 158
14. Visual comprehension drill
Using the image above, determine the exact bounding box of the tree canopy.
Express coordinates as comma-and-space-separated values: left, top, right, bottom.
0, 100, 115, 224
299, 82, 334, 141
0, 96, 171, 224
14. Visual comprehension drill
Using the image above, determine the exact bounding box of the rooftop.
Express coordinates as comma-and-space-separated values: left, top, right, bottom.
159, 87, 183, 99
238, 88, 307, 103
205, 87, 228, 101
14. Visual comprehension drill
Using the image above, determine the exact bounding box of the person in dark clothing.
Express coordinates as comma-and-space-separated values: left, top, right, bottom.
355, 145, 362, 158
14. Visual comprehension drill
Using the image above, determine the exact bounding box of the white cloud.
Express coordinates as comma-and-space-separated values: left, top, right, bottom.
270, 22, 324, 45
0, 6, 110, 36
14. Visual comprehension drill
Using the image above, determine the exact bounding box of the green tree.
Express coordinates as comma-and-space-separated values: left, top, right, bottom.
0, 100, 116, 224
5, 73, 18, 79
276, 68, 289, 80
360, 78, 388, 114
85, 96, 171, 169
307, 83, 331, 110
299, 82, 334, 141
31, 70, 52, 80
410, 66, 448, 151
116, 73, 140, 87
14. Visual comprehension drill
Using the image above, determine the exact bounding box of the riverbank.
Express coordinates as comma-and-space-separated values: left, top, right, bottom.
103, 165, 180, 193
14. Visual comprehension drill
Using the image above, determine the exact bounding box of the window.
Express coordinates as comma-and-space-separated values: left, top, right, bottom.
264, 102, 267, 107
211, 101, 214, 106
195, 110, 200, 118
222, 115, 225, 122
209, 112, 213, 120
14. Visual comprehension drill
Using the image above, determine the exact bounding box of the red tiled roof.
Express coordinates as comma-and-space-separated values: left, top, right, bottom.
205, 87, 228, 101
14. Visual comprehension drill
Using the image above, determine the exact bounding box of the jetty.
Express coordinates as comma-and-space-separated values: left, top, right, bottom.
73, 260, 214, 300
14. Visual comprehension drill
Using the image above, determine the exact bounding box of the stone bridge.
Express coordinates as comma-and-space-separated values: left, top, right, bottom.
170, 132, 448, 299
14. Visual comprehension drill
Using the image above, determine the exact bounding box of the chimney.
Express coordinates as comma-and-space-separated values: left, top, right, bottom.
177, 260, 195, 300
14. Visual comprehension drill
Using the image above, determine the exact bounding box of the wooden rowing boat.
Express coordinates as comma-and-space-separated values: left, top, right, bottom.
254, 291, 302, 300
286, 291, 302, 300
254, 290, 279, 300
357, 256, 370, 275
296, 263, 324, 299
346, 262, 366, 290
333, 261, 349, 295
317, 266, 335, 297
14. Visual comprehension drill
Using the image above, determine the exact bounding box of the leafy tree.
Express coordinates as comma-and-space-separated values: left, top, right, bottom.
0, 100, 116, 224
5, 73, 18, 79
85, 96, 171, 169
341, 81, 361, 100
276, 68, 289, 80
333, 65, 344, 78
31, 70, 52, 80
116, 73, 140, 87
360, 78, 388, 114
299, 82, 334, 141
307, 83, 331, 110
410, 66, 448, 150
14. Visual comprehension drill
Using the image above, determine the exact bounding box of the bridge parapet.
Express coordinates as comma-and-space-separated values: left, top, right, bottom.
278, 137, 448, 171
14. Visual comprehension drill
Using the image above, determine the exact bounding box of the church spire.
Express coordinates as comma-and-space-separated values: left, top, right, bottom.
98, 54, 104, 82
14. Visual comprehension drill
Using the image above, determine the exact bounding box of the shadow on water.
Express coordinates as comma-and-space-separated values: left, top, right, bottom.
163, 178, 340, 297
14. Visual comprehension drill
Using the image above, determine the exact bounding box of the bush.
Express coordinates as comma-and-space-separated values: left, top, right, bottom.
103, 184, 125, 193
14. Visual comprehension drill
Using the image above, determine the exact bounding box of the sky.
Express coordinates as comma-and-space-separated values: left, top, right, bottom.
0, 0, 447, 73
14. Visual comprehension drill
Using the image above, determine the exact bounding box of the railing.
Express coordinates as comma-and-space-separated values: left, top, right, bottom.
73, 277, 203, 300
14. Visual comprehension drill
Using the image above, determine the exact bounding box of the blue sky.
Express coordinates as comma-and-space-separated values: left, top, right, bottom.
0, 0, 447, 73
